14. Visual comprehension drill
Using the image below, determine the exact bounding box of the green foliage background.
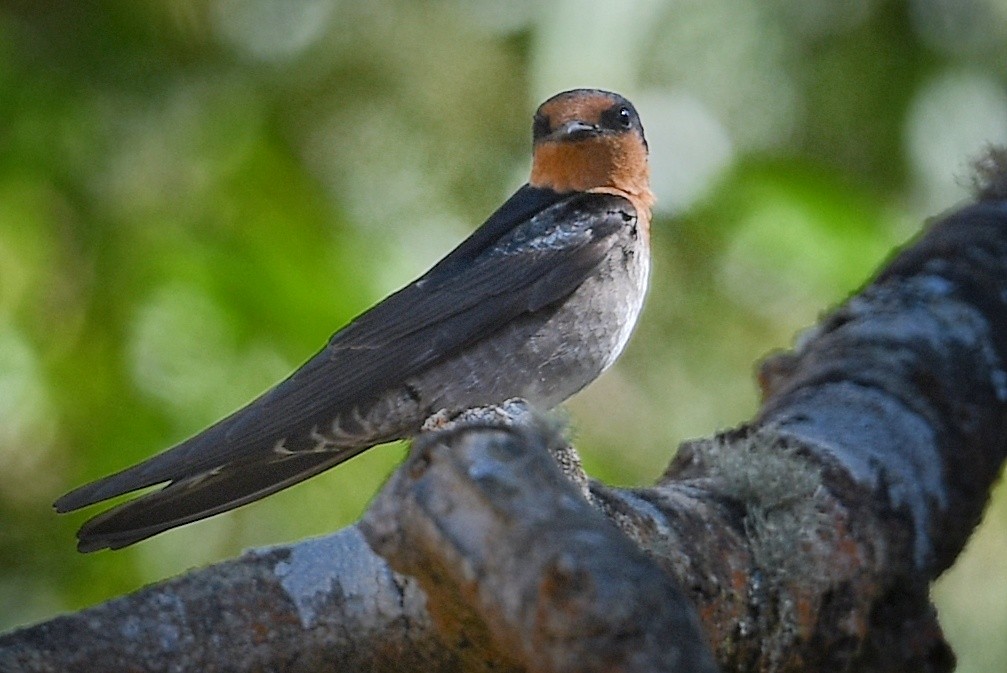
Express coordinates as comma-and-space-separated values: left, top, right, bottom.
1, 1, 1005, 669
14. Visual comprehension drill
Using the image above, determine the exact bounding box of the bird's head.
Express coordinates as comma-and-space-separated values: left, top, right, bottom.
530, 89, 653, 215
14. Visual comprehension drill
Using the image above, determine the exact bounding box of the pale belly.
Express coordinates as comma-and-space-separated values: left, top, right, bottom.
411, 228, 649, 413
317, 225, 650, 448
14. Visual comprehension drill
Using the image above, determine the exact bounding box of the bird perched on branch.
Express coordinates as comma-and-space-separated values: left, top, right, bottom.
55, 88, 655, 552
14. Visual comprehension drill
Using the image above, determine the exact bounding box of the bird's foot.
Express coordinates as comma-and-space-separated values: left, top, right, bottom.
420, 398, 534, 434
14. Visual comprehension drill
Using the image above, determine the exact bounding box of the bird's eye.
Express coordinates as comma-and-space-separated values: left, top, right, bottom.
616, 107, 632, 128
602, 105, 634, 131
533, 113, 551, 140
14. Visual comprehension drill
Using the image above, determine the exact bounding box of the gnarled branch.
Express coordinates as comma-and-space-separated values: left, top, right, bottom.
4, 155, 1007, 672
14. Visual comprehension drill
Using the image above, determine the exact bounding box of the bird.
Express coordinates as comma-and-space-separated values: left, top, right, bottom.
55, 88, 655, 552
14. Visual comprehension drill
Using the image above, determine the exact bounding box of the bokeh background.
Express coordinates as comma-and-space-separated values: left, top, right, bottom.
1, 0, 1006, 668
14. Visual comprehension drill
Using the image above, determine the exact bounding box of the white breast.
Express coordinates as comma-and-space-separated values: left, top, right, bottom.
601, 246, 650, 372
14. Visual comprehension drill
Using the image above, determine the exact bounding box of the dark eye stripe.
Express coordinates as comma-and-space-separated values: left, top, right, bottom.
600, 105, 635, 131
533, 113, 551, 141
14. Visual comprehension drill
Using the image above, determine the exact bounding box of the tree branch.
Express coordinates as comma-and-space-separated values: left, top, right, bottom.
362, 402, 720, 673
5, 156, 1007, 672
0, 527, 459, 672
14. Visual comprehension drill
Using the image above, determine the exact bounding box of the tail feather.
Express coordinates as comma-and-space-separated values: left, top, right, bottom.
73, 448, 365, 552
54, 421, 234, 513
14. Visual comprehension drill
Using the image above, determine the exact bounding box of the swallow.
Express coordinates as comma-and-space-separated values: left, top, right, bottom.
55, 88, 655, 552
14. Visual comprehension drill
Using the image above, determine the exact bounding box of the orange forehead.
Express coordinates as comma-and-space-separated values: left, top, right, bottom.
536, 92, 618, 127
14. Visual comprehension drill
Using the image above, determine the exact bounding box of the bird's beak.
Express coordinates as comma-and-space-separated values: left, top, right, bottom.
553, 120, 599, 142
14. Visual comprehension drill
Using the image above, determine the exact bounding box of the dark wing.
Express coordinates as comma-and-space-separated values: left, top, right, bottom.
421, 183, 567, 278
56, 190, 637, 550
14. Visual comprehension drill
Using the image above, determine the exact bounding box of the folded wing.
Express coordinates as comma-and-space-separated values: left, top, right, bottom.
55, 190, 637, 550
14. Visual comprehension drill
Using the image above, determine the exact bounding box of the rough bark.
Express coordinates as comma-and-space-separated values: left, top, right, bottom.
363, 402, 720, 673
0, 528, 456, 673
4, 155, 1007, 672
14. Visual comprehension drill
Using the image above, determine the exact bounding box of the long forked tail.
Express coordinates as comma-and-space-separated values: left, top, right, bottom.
57, 448, 366, 552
